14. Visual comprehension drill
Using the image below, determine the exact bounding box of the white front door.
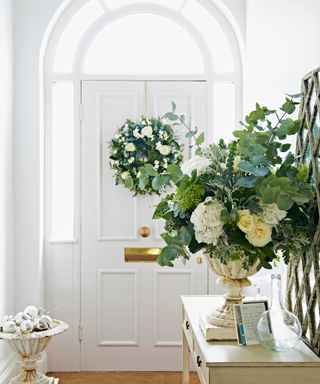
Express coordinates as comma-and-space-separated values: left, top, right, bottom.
81, 81, 207, 370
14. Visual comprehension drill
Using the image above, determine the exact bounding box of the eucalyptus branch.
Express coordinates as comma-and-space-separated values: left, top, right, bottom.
177, 116, 203, 153
267, 96, 294, 145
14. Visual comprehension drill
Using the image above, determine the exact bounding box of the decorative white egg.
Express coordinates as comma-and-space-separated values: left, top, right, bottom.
20, 319, 34, 334
3, 320, 17, 333
24, 305, 38, 319
34, 318, 49, 331
41, 315, 53, 328
14, 312, 26, 325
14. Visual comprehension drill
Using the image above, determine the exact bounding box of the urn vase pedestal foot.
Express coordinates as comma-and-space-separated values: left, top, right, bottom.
202, 255, 258, 341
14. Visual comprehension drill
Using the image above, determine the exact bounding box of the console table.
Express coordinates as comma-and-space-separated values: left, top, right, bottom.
182, 295, 320, 384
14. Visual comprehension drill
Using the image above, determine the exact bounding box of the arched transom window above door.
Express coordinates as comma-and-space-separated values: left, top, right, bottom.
44, 0, 243, 242
50, 0, 240, 75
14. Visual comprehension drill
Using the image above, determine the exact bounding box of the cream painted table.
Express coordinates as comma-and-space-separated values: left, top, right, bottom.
182, 295, 320, 384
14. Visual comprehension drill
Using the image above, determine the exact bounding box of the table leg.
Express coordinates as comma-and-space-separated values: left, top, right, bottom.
182, 331, 190, 384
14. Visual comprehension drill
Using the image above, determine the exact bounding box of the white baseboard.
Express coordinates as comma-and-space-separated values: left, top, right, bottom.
0, 351, 47, 384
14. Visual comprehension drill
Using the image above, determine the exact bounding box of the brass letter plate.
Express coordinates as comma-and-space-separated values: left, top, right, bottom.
124, 247, 162, 262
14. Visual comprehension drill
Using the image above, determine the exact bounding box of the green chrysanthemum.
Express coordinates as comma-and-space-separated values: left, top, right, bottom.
174, 183, 205, 212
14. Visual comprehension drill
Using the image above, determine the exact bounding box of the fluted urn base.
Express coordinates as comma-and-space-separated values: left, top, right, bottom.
0, 320, 68, 384
205, 255, 258, 333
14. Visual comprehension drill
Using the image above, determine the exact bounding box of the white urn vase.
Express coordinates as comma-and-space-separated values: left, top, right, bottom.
0, 320, 68, 384
205, 254, 258, 331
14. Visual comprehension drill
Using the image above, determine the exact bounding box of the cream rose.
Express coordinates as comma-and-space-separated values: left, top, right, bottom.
158, 145, 171, 156
237, 210, 255, 233
181, 156, 211, 177
125, 143, 136, 152
261, 203, 287, 225
141, 125, 153, 138
246, 222, 272, 247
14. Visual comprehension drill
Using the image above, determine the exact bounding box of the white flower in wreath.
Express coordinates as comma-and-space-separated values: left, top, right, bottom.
141, 125, 153, 138
125, 143, 136, 152
158, 145, 172, 156
136, 171, 141, 178
159, 131, 168, 140
128, 157, 135, 164
181, 156, 211, 177
260, 202, 287, 225
190, 197, 224, 245
121, 171, 129, 180
133, 128, 142, 138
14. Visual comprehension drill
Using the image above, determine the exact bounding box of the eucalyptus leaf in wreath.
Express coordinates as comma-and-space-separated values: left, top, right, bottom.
109, 117, 184, 195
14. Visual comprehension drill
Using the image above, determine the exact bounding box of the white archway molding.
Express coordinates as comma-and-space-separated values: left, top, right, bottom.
74, 4, 213, 75
41, 0, 244, 77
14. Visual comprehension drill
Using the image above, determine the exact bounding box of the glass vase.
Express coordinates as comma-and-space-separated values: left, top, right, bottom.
256, 273, 302, 351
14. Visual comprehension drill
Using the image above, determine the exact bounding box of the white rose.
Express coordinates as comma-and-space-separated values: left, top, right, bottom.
121, 171, 129, 180
181, 156, 211, 177
261, 203, 287, 225
237, 210, 255, 233
141, 125, 153, 138
158, 145, 171, 156
190, 197, 224, 245
125, 143, 136, 152
246, 222, 272, 247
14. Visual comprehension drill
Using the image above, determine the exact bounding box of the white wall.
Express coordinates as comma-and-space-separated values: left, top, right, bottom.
0, 0, 14, 367
245, 0, 320, 111
13, 0, 64, 310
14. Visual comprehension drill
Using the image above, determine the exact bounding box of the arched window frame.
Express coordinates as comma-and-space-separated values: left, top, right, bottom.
41, 0, 244, 244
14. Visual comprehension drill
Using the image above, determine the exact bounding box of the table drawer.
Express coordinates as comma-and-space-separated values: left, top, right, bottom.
193, 336, 209, 384
183, 311, 194, 349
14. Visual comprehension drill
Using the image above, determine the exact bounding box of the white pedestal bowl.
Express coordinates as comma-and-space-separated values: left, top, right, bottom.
0, 320, 68, 384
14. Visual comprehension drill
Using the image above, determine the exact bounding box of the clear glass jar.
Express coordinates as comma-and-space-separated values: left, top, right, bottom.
256, 274, 302, 351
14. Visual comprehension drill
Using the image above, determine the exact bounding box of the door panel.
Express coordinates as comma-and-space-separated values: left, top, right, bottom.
81, 80, 207, 370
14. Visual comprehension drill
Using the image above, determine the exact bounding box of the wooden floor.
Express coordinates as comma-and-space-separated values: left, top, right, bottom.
50, 372, 200, 384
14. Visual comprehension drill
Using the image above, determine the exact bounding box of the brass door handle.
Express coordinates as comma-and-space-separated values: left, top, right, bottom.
139, 226, 151, 238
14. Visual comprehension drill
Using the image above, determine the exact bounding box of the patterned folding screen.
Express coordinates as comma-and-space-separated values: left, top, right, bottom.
286, 66, 320, 356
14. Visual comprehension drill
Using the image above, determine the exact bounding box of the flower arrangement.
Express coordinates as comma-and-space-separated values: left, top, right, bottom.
109, 117, 183, 195
153, 97, 316, 270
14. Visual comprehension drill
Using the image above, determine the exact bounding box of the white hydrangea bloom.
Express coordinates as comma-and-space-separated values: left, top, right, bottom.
261, 202, 287, 225
181, 156, 211, 177
190, 197, 224, 245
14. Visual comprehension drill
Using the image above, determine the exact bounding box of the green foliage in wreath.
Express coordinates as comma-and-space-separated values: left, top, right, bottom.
109, 117, 184, 195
